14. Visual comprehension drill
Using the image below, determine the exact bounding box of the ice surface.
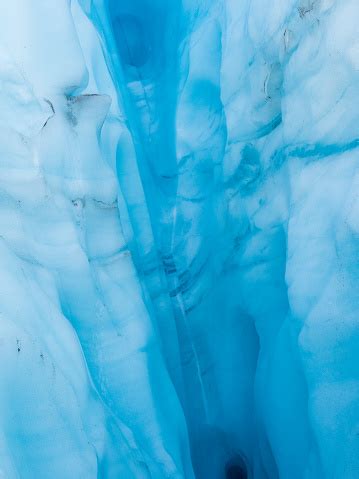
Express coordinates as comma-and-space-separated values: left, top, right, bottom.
0, 0, 358, 478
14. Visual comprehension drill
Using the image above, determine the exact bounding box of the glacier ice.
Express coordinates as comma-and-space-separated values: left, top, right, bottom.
0, 0, 358, 478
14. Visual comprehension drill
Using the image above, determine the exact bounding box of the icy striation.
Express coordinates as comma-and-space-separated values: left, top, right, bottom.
0, 0, 358, 478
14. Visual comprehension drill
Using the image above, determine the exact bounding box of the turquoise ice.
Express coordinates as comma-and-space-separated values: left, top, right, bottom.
0, 1, 357, 478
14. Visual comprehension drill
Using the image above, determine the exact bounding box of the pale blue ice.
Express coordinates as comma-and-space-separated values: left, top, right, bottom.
0, 1, 357, 478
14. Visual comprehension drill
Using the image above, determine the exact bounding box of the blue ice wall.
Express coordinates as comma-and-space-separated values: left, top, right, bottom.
0, 0, 358, 478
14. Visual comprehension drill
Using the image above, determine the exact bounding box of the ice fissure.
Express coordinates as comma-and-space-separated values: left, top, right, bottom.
0, 0, 358, 478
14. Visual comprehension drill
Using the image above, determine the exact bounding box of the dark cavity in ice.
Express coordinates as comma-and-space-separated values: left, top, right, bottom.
225, 456, 248, 479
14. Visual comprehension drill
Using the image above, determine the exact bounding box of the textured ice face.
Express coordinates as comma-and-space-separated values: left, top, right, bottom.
0, 0, 358, 478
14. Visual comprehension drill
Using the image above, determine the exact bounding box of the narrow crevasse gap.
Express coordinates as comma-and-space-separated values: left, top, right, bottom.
1, 1, 358, 478
105, 1, 257, 478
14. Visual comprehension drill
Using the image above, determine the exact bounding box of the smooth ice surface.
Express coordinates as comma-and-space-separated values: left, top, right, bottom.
0, 0, 358, 478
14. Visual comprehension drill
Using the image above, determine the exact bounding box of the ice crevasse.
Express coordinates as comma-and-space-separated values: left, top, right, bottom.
0, 0, 358, 478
